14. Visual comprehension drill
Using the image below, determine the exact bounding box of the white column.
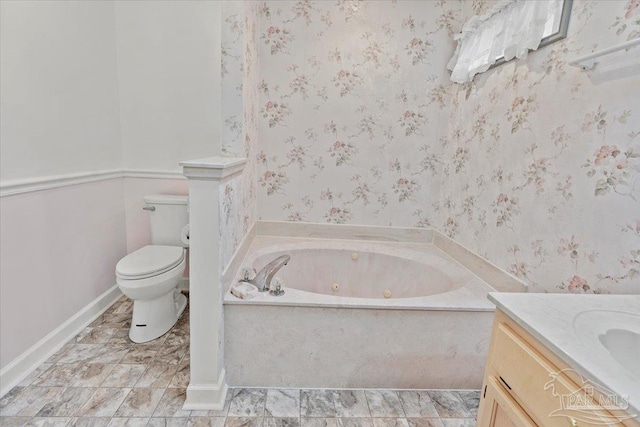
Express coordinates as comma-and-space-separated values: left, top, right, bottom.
180, 156, 246, 410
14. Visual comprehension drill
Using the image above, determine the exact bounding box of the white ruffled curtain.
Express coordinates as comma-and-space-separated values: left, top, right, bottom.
448, 0, 562, 84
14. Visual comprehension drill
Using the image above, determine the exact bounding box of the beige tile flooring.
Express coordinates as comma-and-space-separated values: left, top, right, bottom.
0, 295, 480, 427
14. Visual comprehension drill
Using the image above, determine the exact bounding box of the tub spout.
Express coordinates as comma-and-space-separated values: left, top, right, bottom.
246, 255, 290, 292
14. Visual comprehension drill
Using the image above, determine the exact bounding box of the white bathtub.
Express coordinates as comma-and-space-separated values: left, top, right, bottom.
223, 229, 513, 389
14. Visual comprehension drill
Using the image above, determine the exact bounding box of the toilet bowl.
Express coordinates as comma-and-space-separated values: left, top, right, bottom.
116, 245, 188, 343
115, 194, 189, 343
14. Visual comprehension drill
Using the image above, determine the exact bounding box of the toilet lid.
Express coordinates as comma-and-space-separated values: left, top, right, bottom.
116, 245, 185, 278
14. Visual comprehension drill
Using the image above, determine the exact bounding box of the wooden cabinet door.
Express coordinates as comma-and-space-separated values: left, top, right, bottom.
478, 376, 538, 427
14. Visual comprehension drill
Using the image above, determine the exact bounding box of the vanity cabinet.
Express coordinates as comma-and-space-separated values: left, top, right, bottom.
477, 310, 639, 427
479, 375, 536, 427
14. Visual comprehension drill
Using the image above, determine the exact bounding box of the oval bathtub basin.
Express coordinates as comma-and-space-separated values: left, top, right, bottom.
225, 238, 495, 311
252, 248, 459, 299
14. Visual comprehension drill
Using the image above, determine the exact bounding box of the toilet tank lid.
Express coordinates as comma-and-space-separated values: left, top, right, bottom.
143, 194, 188, 205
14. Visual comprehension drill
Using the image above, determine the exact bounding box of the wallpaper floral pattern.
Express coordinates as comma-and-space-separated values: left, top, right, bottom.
255, 0, 459, 226
248, 0, 639, 294
437, 0, 640, 294
220, 1, 260, 271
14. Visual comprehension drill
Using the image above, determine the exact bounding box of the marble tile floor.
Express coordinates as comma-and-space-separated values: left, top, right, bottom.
0, 295, 480, 427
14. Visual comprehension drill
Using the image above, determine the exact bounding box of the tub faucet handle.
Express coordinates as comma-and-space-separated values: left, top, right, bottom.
240, 267, 256, 282
269, 277, 285, 296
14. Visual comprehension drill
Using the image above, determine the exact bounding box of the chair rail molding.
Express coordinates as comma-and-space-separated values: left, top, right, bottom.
179, 156, 246, 410
0, 169, 123, 197
122, 169, 186, 180
0, 169, 188, 197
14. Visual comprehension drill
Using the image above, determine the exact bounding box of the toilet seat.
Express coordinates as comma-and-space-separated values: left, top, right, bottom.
116, 245, 185, 280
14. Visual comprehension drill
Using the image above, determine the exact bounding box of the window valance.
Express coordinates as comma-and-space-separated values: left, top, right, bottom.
448, 0, 564, 83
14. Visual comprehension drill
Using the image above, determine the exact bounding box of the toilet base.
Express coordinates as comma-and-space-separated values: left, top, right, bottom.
129, 290, 187, 343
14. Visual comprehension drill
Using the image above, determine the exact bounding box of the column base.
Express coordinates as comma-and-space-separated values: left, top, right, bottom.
183, 369, 229, 410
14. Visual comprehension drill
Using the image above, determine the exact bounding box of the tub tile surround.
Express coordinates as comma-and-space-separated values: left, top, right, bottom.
0, 294, 480, 427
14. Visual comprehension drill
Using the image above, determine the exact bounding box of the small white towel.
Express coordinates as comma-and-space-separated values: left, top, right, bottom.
230, 282, 259, 300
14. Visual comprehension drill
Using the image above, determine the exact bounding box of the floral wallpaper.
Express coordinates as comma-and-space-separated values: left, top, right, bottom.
220, 1, 260, 271
436, 0, 640, 294
255, 0, 460, 226
249, 0, 639, 294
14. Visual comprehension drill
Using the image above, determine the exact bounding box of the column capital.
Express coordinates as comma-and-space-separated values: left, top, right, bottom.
180, 156, 246, 181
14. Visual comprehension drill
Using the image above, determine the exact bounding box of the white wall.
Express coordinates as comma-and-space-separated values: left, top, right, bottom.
114, 0, 222, 259
0, 0, 127, 369
0, 0, 122, 181
0, 181, 127, 368
0, 0, 231, 374
115, 0, 222, 172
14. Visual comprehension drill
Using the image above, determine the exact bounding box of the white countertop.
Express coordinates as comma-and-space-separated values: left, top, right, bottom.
489, 293, 640, 416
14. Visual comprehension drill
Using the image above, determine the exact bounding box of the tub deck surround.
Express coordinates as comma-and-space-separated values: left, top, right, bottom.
224, 221, 527, 296
225, 305, 495, 389
180, 156, 246, 411
489, 293, 640, 416
221, 222, 258, 290
222, 222, 525, 390
432, 233, 526, 294
255, 221, 435, 243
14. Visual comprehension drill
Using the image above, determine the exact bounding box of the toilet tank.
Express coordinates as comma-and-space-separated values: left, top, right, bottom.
143, 195, 189, 247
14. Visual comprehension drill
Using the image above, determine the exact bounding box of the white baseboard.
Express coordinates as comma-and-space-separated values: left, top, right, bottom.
0, 285, 123, 397
184, 369, 229, 410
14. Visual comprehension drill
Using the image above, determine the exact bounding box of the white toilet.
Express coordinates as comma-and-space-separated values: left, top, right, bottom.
116, 195, 189, 343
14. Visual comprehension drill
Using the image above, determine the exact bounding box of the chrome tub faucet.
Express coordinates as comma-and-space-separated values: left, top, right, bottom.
242, 254, 290, 292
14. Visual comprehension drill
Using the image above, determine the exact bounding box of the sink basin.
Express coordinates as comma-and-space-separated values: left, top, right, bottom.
598, 328, 640, 377
573, 309, 640, 378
